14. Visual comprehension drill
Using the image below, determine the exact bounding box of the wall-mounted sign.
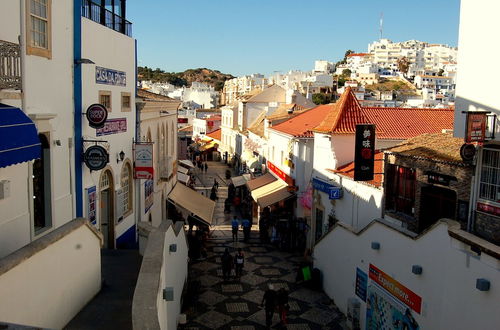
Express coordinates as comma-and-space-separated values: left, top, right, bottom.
144, 179, 154, 213
86, 186, 97, 225
477, 201, 500, 217
426, 171, 457, 186
178, 118, 188, 124
465, 112, 487, 143
95, 66, 126, 86
460, 143, 476, 162
84, 145, 109, 171
354, 124, 376, 181
369, 264, 422, 314
312, 177, 343, 200
96, 118, 127, 136
134, 143, 154, 179
267, 160, 294, 186
86, 104, 108, 129
355, 268, 368, 302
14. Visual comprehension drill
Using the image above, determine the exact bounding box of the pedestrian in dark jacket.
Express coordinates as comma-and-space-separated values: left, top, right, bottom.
204, 162, 208, 172
261, 284, 277, 328
277, 287, 289, 326
221, 248, 233, 282
234, 248, 244, 279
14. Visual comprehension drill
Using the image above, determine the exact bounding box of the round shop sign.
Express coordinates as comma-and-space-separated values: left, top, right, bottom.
86, 103, 108, 129
460, 143, 476, 162
84, 145, 109, 171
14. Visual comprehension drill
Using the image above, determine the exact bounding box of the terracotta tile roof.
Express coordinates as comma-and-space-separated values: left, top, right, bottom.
313, 87, 369, 134
204, 115, 221, 121
385, 133, 466, 164
266, 103, 310, 121
313, 87, 454, 140
270, 104, 333, 138
207, 129, 221, 141
178, 125, 193, 132
363, 107, 454, 140
347, 53, 370, 57
327, 151, 384, 187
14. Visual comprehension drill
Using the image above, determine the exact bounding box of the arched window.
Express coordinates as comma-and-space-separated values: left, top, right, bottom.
121, 162, 133, 214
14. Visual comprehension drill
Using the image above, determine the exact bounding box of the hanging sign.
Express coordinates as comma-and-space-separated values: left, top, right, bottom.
465, 112, 487, 143
86, 104, 108, 129
354, 124, 375, 181
84, 145, 109, 171
134, 143, 154, 179
460, 143, 476, 162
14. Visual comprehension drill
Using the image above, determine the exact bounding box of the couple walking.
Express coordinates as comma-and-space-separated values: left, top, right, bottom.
231, 216, 252, 242
221, 248, 245, 281
261, 284, 289, 328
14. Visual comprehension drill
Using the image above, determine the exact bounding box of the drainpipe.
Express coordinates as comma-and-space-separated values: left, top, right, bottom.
74, 0, 83, 217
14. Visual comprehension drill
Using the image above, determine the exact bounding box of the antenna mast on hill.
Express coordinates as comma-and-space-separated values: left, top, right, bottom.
379, 12, 384, 40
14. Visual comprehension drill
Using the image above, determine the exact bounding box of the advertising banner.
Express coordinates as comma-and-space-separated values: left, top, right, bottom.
96, 118, 127, 136
267, 160, 294, 186
465, 112, 486, 143
134, 143, 154, 179
354, 124, 375, 181
144, 179, 154, 213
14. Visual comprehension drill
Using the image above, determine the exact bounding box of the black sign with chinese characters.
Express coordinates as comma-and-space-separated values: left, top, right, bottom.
354, 124, 375, 181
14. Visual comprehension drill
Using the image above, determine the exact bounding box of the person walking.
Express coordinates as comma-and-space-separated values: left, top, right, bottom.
261, 284, 277, 329
277, 287, 289, 327
210, 187, 217, 201
221, 248, 233, 282
234, 248, 244, 280
213, 178, 219, 190
231, 216, 240, 242
204, 162, 208, 172
241, 218, 251, 242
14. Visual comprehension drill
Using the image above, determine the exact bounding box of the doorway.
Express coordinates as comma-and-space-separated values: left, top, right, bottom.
100, 170, 115, 249
419, 185, 456, 233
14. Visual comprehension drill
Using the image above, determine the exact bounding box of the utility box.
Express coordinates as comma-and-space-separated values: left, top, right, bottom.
0, 180, 10, 199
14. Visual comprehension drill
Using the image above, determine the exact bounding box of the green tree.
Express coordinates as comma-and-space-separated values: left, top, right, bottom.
437, 69, 444, 76
397, 56, 410, 76
341, 69, 352, 77
312, 93, 331, 105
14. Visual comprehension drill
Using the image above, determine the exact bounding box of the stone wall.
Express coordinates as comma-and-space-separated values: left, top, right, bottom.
474, 212, 500, 245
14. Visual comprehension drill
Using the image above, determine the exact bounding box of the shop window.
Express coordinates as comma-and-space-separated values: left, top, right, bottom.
26, 0, 52, 58
120, 162, 133, 215
99, 90, 112, 112
121, 92, 131, 112
479, 149, 500, 202
33, 133, 52, 233
385, 164, 416, 217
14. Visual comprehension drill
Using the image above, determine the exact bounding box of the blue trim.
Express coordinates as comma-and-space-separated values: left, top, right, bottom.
0, 105, 41, 168
116, 224, 138, 249
74, 0, 83, 217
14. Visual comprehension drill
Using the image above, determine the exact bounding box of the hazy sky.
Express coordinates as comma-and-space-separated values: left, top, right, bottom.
128, 0, 460, 76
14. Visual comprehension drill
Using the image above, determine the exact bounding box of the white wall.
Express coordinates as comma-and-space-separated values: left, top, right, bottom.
0, 222, 101, 328
314, 220, 500, 330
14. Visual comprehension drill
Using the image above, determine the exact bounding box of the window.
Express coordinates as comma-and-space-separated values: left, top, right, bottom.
121, 162, 133, 215
385, 164, 416, 216
479, 149, 500, 202
99, 91, 112, 112
121, 92, 131, 112
33, 133, 52, 233
26, 0, 52, 58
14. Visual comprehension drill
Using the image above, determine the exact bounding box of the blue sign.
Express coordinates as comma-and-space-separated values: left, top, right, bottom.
355, 268, 368, 302
96, 66, 127, 86
312, 177, 343, 200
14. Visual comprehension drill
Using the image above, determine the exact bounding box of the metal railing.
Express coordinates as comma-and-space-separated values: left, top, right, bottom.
82, 0, 132, 37
0, 40, 21, 90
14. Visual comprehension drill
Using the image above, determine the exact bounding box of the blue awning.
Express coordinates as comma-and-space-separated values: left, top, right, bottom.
0, 104, 41, 168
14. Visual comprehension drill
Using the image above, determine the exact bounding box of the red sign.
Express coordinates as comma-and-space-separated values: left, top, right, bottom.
267, 161, 294, 186
477, 201, 500, 216
86, 103, 108, 129
369, 264, 422, 314
178, 118, 188, 123
465, 112, 486, 143
134, 143, 154, 179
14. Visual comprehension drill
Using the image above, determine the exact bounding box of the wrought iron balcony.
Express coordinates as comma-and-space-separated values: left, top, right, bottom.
0, 40, 21, 90
82, 0, 132, 37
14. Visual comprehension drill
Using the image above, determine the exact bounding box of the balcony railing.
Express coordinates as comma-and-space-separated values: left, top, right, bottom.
82, 0, 132, 37
0, 40, 21, 90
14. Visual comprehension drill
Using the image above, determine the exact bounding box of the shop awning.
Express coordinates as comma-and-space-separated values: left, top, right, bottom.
199, 140, 218, 151
168, 183, 215, 225
251, 179, 292, 208
0, 104, 41, 168
179, 159, 195, 168
177, 172, 190, 184
246, 173, 277, 191
177, 166, 189, 174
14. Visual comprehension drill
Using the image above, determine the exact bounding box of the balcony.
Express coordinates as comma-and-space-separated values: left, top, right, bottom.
82, 0, 132, 37
0, 40, 21, 90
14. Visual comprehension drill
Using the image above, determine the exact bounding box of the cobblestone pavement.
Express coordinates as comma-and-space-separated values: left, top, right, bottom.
181, 161, 346, 330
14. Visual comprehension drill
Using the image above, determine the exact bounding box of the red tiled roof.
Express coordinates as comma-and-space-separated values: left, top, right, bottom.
205, 115, 221, 121
313, 87, 454, 139
313, 87, 369, 134
270, 104, 333, 137
363, 107, 454, 140
327, 151, 384, 187
347, 53, 370, 57
207, 128, 221, 141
